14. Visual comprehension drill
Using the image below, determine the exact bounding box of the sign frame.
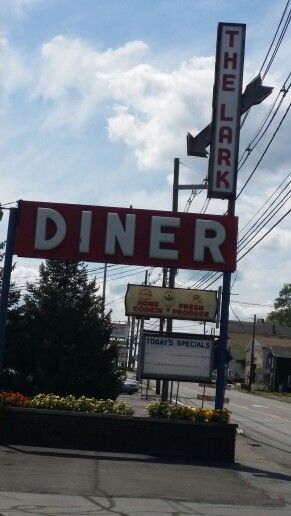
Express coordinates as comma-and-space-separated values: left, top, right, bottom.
111, 323, 129, 340
125, 284, 218, 322
208, 22, 246, 199
14, 200, 238, 272
139, 330, 214, 382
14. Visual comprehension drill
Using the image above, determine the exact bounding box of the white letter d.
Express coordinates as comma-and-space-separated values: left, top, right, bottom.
34, 208, 66, 250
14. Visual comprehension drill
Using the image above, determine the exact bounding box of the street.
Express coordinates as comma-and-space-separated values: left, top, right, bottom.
175, 382, 291, 468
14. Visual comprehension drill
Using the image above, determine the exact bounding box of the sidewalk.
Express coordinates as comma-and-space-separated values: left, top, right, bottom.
0, 388, 290, 515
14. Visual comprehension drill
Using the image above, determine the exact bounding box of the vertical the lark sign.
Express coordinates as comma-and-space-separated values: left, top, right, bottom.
208, 23, 246, 199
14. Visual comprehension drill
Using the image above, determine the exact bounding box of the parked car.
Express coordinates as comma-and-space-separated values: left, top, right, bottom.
121, 378, 139, 394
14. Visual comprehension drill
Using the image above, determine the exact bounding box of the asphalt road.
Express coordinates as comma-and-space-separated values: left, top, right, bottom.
175, 381, 291, 468
0, 388, 291, 514
0, 438, 291, 515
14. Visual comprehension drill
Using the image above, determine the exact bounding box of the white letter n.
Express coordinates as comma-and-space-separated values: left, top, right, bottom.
105, 213, 136, 256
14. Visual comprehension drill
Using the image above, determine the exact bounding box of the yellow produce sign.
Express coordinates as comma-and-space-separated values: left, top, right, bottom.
125, 284, 218, 322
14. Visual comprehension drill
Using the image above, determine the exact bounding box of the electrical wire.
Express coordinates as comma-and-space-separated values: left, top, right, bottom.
237, 100, 291, 199
239, 170, 291, 233
262, 7, 291, 79
240, 1, 290, 127
238, 205, 291, 262
238, 184, 291, 252
259, 0, 290, 76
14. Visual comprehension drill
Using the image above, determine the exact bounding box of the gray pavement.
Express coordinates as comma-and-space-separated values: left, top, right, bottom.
0, 390, 290, 515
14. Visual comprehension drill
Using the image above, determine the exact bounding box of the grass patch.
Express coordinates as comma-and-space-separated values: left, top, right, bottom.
251, 389, 291, 403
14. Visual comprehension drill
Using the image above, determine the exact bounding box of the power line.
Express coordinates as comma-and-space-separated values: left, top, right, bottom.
259, 1, 290, 76
240, 1, 290, 127
237, 100, 291, 199
262, 5, 291, 79
238, 184, 291, 251
238, 205, 291, 262
239, 170, 291, 233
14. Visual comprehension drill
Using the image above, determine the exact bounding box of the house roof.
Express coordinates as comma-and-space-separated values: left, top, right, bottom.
228, 320, 291, 338
270, 346, 291, 359
228, 333, 291, 362
228, 333, 249, 361
255, 336, 291, 349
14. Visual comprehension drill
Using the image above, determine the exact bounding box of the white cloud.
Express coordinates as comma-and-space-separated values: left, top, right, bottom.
0, 38, 31, 95
258, 225, 291, 252
34, 36, 214, 169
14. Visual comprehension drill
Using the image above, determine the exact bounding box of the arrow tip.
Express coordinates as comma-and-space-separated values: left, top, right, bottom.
187, 132, 208, 158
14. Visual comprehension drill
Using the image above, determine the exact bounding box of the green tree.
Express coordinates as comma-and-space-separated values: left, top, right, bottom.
3, 260, 122, 398
267, 283, 291, 326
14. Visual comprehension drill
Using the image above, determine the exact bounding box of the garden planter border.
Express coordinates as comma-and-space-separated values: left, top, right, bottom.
0, 407, 237, 462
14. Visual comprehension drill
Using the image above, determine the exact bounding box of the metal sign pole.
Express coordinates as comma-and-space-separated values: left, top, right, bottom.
215, 199, 234, 409
161, 158, 179, 402
215, 271, 231, 409
0, 207, 18, 375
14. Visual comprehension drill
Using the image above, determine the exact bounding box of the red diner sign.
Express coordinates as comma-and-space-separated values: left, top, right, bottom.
14, 200, 238, 272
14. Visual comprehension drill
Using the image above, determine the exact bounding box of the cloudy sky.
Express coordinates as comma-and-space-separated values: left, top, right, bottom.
1, 0, 291, 331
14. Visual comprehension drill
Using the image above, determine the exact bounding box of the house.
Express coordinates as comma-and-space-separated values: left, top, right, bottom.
227, 320, 291, 389
268, 346, 291, 392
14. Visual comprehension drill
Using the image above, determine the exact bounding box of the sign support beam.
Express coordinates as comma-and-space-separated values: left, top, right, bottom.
0, 207, 18, 377
161, 158, 180, 402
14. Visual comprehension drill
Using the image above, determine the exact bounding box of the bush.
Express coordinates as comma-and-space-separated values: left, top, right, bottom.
206, 409, 230, 423
168, 404, 195, 420
193, 407, 208, 423
146, 401, 230, 423
0, 390, 30, 407
146, 401, 169, 419
0, 391, 134, 416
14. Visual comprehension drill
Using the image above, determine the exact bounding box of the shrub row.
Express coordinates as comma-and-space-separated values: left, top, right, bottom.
0, 391, 134, 416
146, 401, 230, 423
0, 391, 231, 422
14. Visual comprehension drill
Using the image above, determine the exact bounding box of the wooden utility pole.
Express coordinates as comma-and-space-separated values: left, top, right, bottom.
102, 263, 107, 315
248, 314, 257, 392
156, 267, 168, 395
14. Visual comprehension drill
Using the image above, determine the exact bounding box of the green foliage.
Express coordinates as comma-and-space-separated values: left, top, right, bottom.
267, 283, 291, 326
0, 390, 30, 407
146, 401, 230, 423
2, 260, 122, 398
168, 404, 196, 420
26, 394, 134, 415
206, 409, 230, 423
193, 407, 208, 422
146, 401, 169, 419
0, 234, 22, 311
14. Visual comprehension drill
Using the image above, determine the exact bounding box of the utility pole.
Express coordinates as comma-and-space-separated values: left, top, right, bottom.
161, 158, 179, 402
156, 267, 168, 395
159, 158, 207, 402
102, 263, 107, 315
133, 318, 141, 361
128, 316, 136, 370
248, 314, 257, 392
136, 270, 148, 380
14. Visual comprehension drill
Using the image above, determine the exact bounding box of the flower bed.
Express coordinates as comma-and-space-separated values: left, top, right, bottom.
0, 391, 134, 416
0, 391, 237, 462
146, 401, 230, 423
